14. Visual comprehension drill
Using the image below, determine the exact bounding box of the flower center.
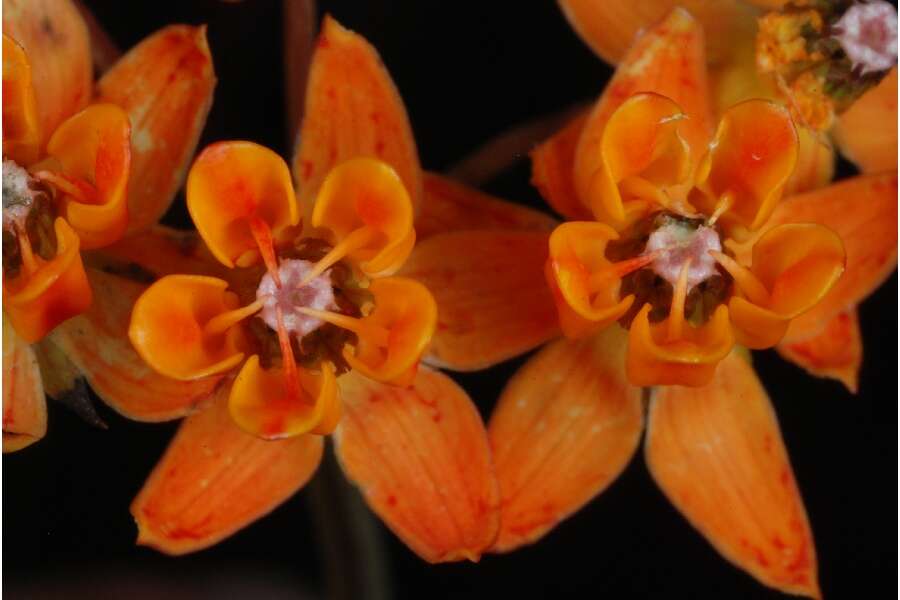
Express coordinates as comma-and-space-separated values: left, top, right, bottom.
256, 258, 338, 338
645, 221, 721, 292
3, 159, 37, 231
833, 1, 898, 74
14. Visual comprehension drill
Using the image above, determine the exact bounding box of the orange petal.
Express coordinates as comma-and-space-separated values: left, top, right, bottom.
558, 0, 758, 67
132, 387, 323, 555
88, 225, 228, 279
230, 357, 339, 439
416, 172, 557, 240
2, 314, 47, 452
293, 16, 421, 215
49, 269, 223, 421
646, 350, 820, 598
692, 100, 798, 234
333, 367, 499, 563
547, 221, 634, 333
44, 103, 132, 249
784, 127, 834, 196
96, 25, 216, 234
3, 0, 91, 150
627, 303, 734, 387
311, 158, 414, 277
342, 277, 436, 385
833, 68, 897, 174
777, 309, 862, 393
3, 218, 92, 344
488, 328, 643, 552
399, 231, 559, 371
724, 223, 845, 349
574, 9, 713, 216
766, 172, 898, 342
530, 112, 593, 220
586, 93, 692, 225
187, 141, 299, 269
2, 34, 41, 164
129, 275, 248, 381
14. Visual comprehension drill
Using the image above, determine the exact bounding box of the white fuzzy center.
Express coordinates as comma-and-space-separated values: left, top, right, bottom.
256, 259, 338, 338
834, 1, 898, 74
644, 223, 722, 292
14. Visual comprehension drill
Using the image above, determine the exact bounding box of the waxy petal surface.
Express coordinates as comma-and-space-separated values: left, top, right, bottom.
333, 367, 500, 563
489, 328, 643, 552
50, 269, 222, 421
833, 68, 897, 174
3, 0, 91, 149
2, 316, 47, 452
558, 0, 758, 66
399, 231, 559, 371
777, 309, 862, 393
132, 388, 323, 555
646, 351, 820, 598
767, 173, 898, 342
574, 8, 713, 215
97, 25, 216, 234
784, 127, 834, 196
416, 172, 557, 240
530, 113, 593, 221
293, 16, 421, 214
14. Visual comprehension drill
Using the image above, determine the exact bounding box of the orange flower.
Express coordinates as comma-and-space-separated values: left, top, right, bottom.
71, 16, 501, 564
2, 0, 215, 451
401, 7, 896, 597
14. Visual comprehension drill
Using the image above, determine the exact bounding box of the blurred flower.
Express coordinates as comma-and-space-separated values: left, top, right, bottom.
2, 0, 214, 451
404, 6, 896, 597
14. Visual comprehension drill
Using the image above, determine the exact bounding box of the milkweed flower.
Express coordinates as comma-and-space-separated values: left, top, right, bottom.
401, 7, 896, 597
2, 0, 214, 451
76, 16, 501, 563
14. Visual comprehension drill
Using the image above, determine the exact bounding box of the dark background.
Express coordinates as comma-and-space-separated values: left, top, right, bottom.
4, 1, 897, 598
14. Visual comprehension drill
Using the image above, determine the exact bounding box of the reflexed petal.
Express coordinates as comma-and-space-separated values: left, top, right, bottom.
646, 351, 820, 598
530, 113, 593, 220
399, 231, 559, 371
96, 25, 216, 234
765, 172, 898, 342
45, 103, 132, 249
342, 277, 436, 386
187, 141, 298, 269
2, 315, 47, 452
417, 172, 557, 240
777, 309, 862, 393
3, 0, 91, 148
833, 68, 897, 174
132, 387, 324, 555
574, 8, 713, 216
3, 218, 92, 344
488, 329, 643, 552
50, 269, 223, 421
692, 100, 798, 234
784, 127, 834, 196
129, 275, 247, 381
293, 16, 421, 214
230, 358, 339, 439
333, 367, 500, 563
557, 0, 758, 67
2, 35, 41, 164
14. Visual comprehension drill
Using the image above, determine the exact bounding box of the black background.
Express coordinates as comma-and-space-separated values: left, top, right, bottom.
4, 1, 897, 598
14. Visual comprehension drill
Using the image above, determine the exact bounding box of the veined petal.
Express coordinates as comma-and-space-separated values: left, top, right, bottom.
530, 112, 593, 221
132, 387, 323, 555
557, 0, 758, 67
574, 8, 713, 217
333, 367, 500, 563
417, 172, 557, 240
50, 269, 223, 421
293, 16, 421, 215
3, 0, 91, 149
399, 231, 559, 371
2, 314, 47, 452
777, 309, 862, 393
646, 351, 820, 598
488, 328, 643, 552
96, 25, 216, 234
833, 68, 897, 174
764, 172, 897, 342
